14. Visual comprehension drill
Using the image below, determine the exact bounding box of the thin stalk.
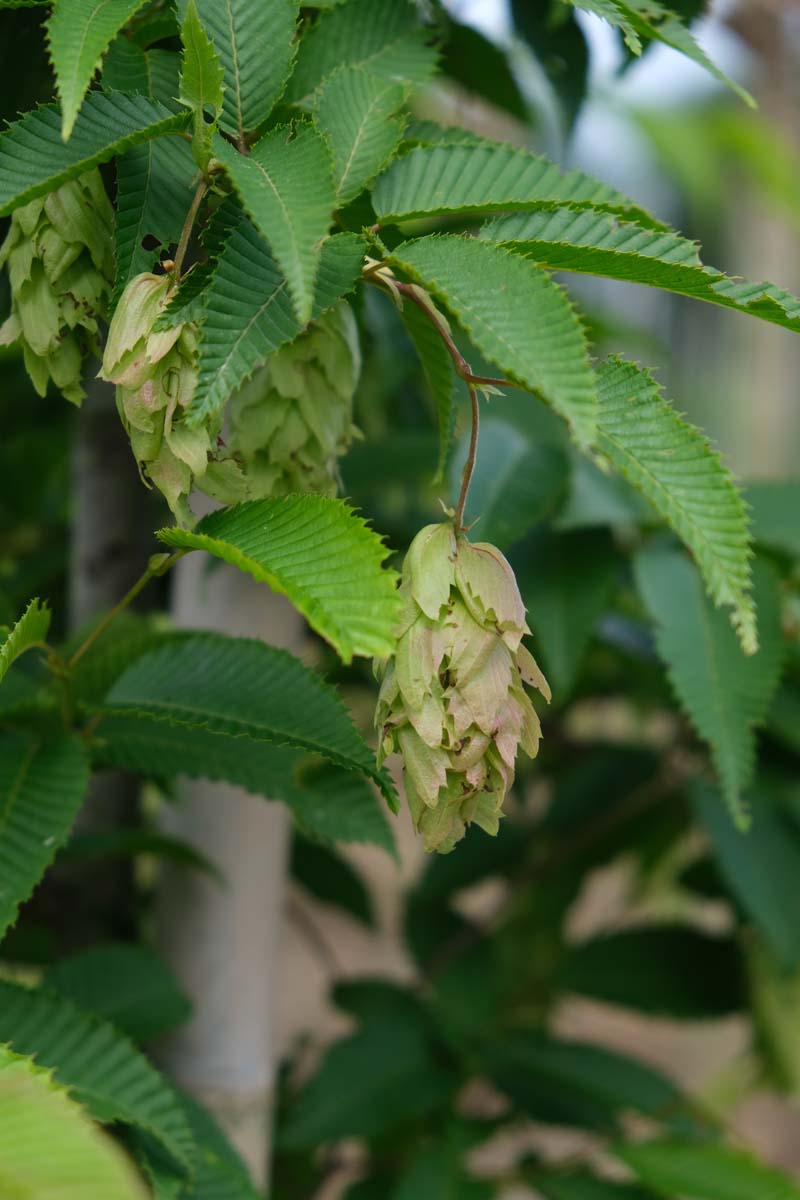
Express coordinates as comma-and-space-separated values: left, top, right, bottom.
172, 180, 208, 281
67, 551, 184, 671
455, 384, 480, 532
391, 278, 520, 391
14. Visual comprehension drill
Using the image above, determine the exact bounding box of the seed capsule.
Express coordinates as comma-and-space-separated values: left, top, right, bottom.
0, 170, 113, 404
376, 522, 550, 853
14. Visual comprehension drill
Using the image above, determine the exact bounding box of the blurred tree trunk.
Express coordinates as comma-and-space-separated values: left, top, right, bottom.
724, 2, 800, 474
26, 379, 151, 951
156, 551, 298, 1187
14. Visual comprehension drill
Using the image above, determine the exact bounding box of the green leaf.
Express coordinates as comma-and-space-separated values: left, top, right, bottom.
616, 1140, 800, 1200
189, 221, 364, 424
314, 65, 406, 206
214, 125, 334, 323
176, 0, 298, 140
392, 1140, 493, 1200
533, 1170, 657, 1200
47, 0, 150, 139
291, 835, 373, 925
399, 296, 456, 484
511, 1, 588, 135
693, 782, 800, 970
745, 479, 800, 558
101, 45, 197, 298
0, 1045, 149, 1200
634, 546, 785, 822
93, 716, 396, 851
44, 944, 191, 1042
0, 980, 195, 1175
114, 138, 197, 301
158, 497, 401, 661
0, 734, 89, 941
179, 0, 225, 170
0, 598, 50, 685
567, 0, 754, 107
486, 1031, 695, 1134
390, 235, 597, 446
480, 208, 800, 336
102, 40, 181, 104
517, 528, 619, 698
372, 141, 664, 228
278, 1017, 454, 1148
286, 0, 438, 106
0, 91, 188, 217
451, 418, 568, 550
558, 925, 745, 1019
100, 632, 396, 805
441, 17, 527, 122
596, 356, 756, 654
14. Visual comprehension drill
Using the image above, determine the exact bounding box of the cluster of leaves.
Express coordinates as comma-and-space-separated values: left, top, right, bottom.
1, 0, 800, 1196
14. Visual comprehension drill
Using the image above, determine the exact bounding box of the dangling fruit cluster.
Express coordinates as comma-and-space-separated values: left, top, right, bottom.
0, 170, 114, 404
201, 301, 361, 505
375, 522, 550, 854
100, 273, 211, 525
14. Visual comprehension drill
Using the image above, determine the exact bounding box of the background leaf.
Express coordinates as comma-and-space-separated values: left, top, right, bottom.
0, 733, 89, 941
616, 1139, 800, 1200
391, 235, 597, 446
158, 496, 400, 661
693, 782, 800, 970
558, 925, 746, 1018
291, 835, 373, 925
635, 546, 784, 821
399, 297, 456, 484
486, 1032, 695, 1134
517, 528, 619, 699
44, 944, 191, 1041
452, 419, 568, 550
47, 0, 149, 138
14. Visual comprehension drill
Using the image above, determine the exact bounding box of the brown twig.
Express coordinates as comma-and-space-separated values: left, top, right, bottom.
172, 180, 208, 281
455, 384, 480, 531
67, 552, 184, 671
392, 279, 519, 391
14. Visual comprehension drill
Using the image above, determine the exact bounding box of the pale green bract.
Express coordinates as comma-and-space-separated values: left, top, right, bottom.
0, 169, 113, 404
201, 302, 361, 504
100, 272, 209, 524
375, 522, 550, 853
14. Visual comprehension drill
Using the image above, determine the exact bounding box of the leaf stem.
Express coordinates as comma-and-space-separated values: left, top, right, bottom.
455, 384, 480, 532
391, 278, 519, 391
67, 552, 184, 671
172, 180, 208, 281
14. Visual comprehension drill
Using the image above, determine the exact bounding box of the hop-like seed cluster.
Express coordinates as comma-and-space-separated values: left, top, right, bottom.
376, 522, 550, 854
201, 302, 361, 505
100, 273, 209, 524
0, 170, 114, 404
